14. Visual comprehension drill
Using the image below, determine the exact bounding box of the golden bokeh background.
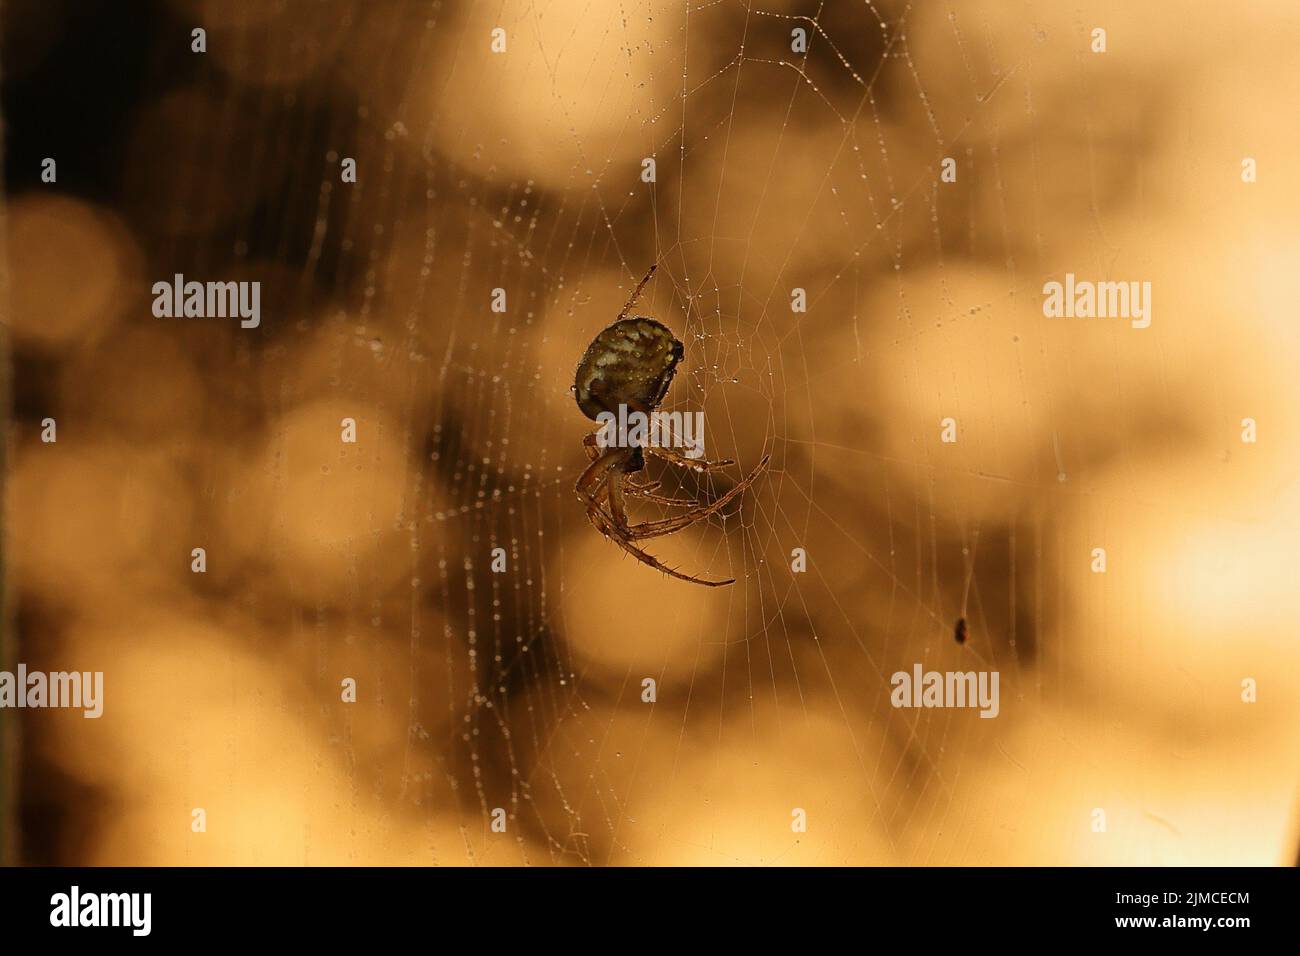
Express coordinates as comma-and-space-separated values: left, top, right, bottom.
1, 0, 1298, 865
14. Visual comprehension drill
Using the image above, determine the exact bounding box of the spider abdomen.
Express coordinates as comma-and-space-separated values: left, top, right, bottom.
573, 317, 683, 421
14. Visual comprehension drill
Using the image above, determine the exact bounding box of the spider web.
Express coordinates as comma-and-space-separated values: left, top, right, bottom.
337, 0, 1300, 866
10, 0, 1299, 867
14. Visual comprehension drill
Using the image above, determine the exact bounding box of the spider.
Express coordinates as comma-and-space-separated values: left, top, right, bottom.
572, 264, 770, 587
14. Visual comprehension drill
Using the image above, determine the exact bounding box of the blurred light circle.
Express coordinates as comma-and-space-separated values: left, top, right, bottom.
221, 397, 416, 606
7, 195, 138, 353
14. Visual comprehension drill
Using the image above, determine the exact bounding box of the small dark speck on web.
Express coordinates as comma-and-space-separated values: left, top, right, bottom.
954, 618, 967, 644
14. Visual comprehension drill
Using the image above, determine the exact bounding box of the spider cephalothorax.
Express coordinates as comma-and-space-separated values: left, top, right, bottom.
572, 265, 769, 587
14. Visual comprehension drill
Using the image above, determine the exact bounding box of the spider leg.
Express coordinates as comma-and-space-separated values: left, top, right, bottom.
606, 470, 630, 525
621, 486, 696, 509
623, 474, 699, 507
592, 514, 734, 586
576, 438, 740, 586
574, 442, 629, 502
581, 437, 693, 505
583, 463, 696, 508
584, 467, 734, 587
624, 454, 770, 540
582, 431, 605, 463
645, 443, 736, 471
614, 263, 657, 323
574, 457, 626, 537
577, 460, 733, 587
644, 418, 731, 465
587, 427, 701, 506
